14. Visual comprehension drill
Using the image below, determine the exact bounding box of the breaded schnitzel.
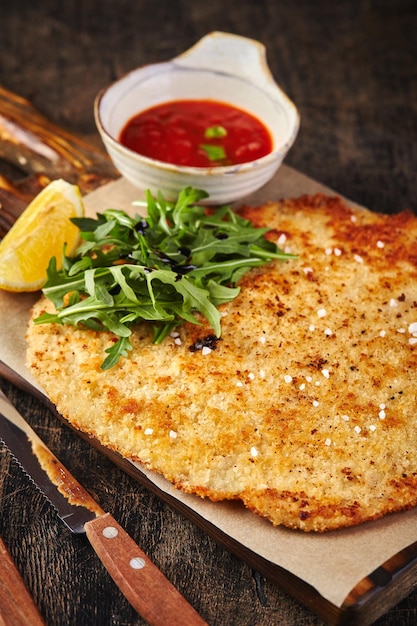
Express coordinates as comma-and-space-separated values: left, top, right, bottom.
26, 194, 417, 531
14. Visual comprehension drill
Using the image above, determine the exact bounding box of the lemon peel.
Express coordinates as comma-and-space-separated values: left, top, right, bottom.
0, 179, 85, 292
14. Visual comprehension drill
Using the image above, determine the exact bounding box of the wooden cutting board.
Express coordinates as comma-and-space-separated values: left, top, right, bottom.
1, 89, 417, 626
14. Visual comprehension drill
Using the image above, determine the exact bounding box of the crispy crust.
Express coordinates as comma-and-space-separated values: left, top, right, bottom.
26, 194, 417, 531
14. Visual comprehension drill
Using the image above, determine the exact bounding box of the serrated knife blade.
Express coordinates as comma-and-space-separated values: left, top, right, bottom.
0, 387, 207, 626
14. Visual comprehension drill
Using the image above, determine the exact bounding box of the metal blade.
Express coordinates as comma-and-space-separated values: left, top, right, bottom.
0, 387, 103, 533
0, 390, 209, 625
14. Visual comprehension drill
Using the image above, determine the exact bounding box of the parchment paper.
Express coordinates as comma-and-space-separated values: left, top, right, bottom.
1, 164, 417, 608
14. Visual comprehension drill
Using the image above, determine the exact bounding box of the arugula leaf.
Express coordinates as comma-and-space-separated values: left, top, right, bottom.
35, 186, 296, 369
102, 336, 133, 370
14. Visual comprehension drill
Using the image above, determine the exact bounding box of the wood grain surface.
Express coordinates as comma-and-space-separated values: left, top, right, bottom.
0, 535, 45, 625
1, 1, 417, 625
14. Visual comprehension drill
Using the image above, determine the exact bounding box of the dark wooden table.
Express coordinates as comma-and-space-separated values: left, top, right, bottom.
1, 1, 416, 625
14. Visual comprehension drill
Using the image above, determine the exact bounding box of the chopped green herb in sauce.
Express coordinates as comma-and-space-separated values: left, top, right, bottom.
200, 144, 227, 162
204, 125, 228, 139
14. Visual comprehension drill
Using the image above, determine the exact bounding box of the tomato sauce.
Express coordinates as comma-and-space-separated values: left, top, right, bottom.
119, 99, 273, 167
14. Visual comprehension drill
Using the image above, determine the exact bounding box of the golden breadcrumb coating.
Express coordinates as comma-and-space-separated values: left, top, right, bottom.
26, 194, 417, 531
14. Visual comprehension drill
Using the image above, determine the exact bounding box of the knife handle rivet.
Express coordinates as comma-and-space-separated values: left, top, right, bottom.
102, 526, 119, 539
130, 557, 146, 570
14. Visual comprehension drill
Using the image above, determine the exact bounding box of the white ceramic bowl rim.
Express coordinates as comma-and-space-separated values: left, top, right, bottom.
94, 39, 299, 174
94, 30, 300, 205
95, 66, 299, 176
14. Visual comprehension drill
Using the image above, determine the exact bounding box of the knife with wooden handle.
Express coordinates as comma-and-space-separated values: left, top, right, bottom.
0, 387, 207, 626
0, 535, 45, 626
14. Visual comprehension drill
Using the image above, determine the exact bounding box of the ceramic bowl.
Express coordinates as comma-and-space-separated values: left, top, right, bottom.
94, 31, 299, 205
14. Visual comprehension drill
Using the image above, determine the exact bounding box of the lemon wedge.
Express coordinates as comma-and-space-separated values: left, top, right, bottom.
0, 179, 85, 292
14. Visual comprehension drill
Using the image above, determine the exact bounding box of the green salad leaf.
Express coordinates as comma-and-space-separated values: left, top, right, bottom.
35, 186, 296, 369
